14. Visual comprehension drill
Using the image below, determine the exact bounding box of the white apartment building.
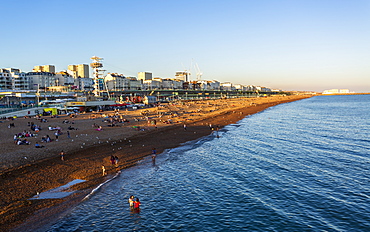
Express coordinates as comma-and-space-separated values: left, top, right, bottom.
127, 77, 142, 90
0, 68, 13, 90
160, 78, 184, 89
105, 73, 129, 91
105, 74, 142, 91
27, 72, 56, 90
3, 68, 30, 90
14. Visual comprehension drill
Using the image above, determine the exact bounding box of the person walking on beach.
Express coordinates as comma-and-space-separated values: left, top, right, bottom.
60, 150, 65, 161
102, 165, 107, 176
114, 156, 119, 167
110, 155, 116, 165
183, 124, 187, 131
55, 131, 59, 141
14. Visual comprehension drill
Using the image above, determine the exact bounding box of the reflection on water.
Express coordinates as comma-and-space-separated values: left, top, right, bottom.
30, 179, 86, 200
48, 95, 370, 232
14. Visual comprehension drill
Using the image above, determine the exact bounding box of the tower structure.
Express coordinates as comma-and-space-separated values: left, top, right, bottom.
90, 56, 104, 96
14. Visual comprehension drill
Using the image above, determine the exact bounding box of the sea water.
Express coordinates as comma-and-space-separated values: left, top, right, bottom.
47, 95, 370, 232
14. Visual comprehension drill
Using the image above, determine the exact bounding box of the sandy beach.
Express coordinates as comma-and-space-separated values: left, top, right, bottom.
0, 94, 311, 231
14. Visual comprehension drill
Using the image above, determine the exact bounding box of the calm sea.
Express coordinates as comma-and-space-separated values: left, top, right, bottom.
47, 95, 370, 232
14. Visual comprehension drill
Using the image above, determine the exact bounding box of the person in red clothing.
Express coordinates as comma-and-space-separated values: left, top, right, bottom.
133, 197, 141, 209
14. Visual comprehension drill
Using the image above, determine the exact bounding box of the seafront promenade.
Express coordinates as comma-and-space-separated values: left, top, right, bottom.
0, 95, 311, 231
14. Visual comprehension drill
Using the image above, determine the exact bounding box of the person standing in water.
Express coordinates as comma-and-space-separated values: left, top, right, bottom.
128, 195, 135, 208
133, 197, 141, 209
151, 148, 157, 162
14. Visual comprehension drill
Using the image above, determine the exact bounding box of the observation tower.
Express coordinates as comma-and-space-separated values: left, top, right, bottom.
90, 56, 104, 96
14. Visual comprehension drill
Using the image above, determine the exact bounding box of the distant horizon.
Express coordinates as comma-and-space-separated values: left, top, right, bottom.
1, 0, 369, 93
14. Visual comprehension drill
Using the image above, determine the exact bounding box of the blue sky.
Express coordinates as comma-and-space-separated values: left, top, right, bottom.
2, 0, 370, 92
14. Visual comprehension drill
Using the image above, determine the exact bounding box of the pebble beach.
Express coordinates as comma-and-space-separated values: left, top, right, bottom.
0, 94, 311, 231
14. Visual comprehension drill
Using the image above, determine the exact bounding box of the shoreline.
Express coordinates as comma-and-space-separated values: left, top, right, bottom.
0, 95, 311, 231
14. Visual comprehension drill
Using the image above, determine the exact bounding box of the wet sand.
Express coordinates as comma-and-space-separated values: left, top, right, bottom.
0, 95, 311, 231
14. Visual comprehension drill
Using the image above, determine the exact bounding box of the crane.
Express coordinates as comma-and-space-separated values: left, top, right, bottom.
195, 63, 203, 81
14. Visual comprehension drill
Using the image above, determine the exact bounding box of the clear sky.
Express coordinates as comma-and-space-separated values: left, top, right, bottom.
2, 0, 370, 92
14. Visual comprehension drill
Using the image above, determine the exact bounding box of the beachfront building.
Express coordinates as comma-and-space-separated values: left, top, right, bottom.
12, 69, 30, 90
175, 71, 189, 82
209, 80, 221, 90
261, 87, 272, 92
126, 77, 142, 90
160, 78, 184, 89
196, 80, 221, 90
245, 85, 257, 92
104, 73, 142, 91
233, 84, 247, 91
197, 80, 210, 90
190, 81, 202, 90
221, 82, 234, 91
254, 86, 272, 93
0, 68, 33, 90
75, 78, 94, 91
33, 65, 55, 73
54, 72, 74, 87
161, 78, 172, 89
0, 69, 14, 90
323, 89, 350, 94
172, 79, 184, 89
105, 73, 129, 91
138, 72, 152, 81
143, 79, 161, 90
68, 64, 89, 78
27, 72, 56, 90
